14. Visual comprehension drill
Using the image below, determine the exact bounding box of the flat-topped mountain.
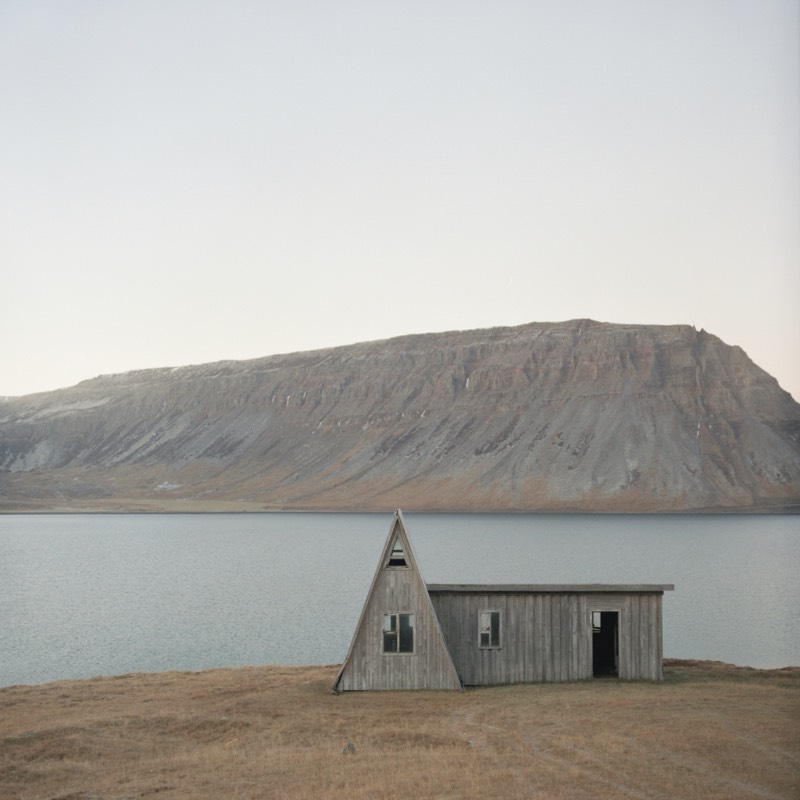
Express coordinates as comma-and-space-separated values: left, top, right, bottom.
2, 320, 799, 512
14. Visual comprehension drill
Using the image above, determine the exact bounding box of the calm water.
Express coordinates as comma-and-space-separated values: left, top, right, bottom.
1, 513, 798, 686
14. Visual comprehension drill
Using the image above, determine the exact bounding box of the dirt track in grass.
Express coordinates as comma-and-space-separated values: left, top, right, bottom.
1, 659, 798, 800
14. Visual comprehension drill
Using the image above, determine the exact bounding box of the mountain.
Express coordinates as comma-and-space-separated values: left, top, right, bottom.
2, 319, 799, 513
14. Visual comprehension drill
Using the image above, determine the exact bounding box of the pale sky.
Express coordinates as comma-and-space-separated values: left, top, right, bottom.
2, 1, 798, 400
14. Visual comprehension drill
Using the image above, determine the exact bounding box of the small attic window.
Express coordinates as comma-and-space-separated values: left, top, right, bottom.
385, 537, 408, 568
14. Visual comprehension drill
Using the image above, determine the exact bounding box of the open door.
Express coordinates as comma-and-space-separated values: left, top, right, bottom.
592, 611, 619, 677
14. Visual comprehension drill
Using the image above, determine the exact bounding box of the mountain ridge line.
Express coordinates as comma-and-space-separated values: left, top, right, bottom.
1, 318, 799, 513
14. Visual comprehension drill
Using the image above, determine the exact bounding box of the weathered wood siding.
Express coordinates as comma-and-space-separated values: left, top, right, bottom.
429, 591, 665, 684
334, 515, 461, 691
337, 566, 461, 690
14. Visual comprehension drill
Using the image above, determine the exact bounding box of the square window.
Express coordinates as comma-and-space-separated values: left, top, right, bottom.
383, 613, 414, 653
479, 610, 501, 648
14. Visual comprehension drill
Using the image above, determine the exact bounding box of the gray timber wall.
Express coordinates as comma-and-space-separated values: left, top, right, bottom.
429, 591, 664, 684
336, 567, 461, 691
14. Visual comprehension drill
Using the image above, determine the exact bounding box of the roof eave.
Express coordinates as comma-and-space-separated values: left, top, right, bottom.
426, 583, 675, 594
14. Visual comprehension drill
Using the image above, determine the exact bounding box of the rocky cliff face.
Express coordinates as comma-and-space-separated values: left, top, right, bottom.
2, 320, 799, 512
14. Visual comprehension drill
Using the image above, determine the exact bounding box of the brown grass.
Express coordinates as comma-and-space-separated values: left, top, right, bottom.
1, 660, 798, 800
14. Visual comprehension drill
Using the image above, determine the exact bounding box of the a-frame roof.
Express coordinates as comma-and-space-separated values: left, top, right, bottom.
332, 509, 462, 692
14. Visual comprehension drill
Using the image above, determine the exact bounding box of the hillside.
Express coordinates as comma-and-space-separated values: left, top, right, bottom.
1, 319, 799, 512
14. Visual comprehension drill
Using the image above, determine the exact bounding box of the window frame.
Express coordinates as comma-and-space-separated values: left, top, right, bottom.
479, 609, 502, 649
382, 612, 415, 655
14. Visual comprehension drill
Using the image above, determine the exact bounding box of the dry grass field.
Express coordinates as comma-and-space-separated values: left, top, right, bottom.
1, 660, 798, 800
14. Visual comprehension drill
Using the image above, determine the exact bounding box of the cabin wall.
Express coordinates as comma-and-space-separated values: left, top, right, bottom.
430, 592, 664, 684
336, 566, 460, 691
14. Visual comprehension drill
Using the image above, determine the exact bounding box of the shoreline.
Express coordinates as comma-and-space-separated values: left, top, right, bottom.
3, 658, 799, 692
2, 503, 799, 515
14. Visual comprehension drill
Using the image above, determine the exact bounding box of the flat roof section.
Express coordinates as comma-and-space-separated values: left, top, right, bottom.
426, 584, 675, 594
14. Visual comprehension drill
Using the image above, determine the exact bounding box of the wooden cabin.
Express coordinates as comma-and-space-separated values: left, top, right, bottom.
332, 510, 673, 692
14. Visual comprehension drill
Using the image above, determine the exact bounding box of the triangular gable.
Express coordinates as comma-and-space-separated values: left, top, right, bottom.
332, 510, 462, 692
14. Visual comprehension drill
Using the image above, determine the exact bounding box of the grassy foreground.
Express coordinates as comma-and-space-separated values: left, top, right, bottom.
1, 661, 798, 800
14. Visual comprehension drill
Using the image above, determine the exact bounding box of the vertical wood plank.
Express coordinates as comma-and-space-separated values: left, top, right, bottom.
534, 594, 543, 681
656, 594, 663, 680
524, 594, 534, 682
547, 594, 554, 683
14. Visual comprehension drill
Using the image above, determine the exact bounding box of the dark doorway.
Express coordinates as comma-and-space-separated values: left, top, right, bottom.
592, 611, 619, 677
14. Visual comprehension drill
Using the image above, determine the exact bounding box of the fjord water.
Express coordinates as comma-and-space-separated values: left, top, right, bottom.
1, 513, 797, 687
